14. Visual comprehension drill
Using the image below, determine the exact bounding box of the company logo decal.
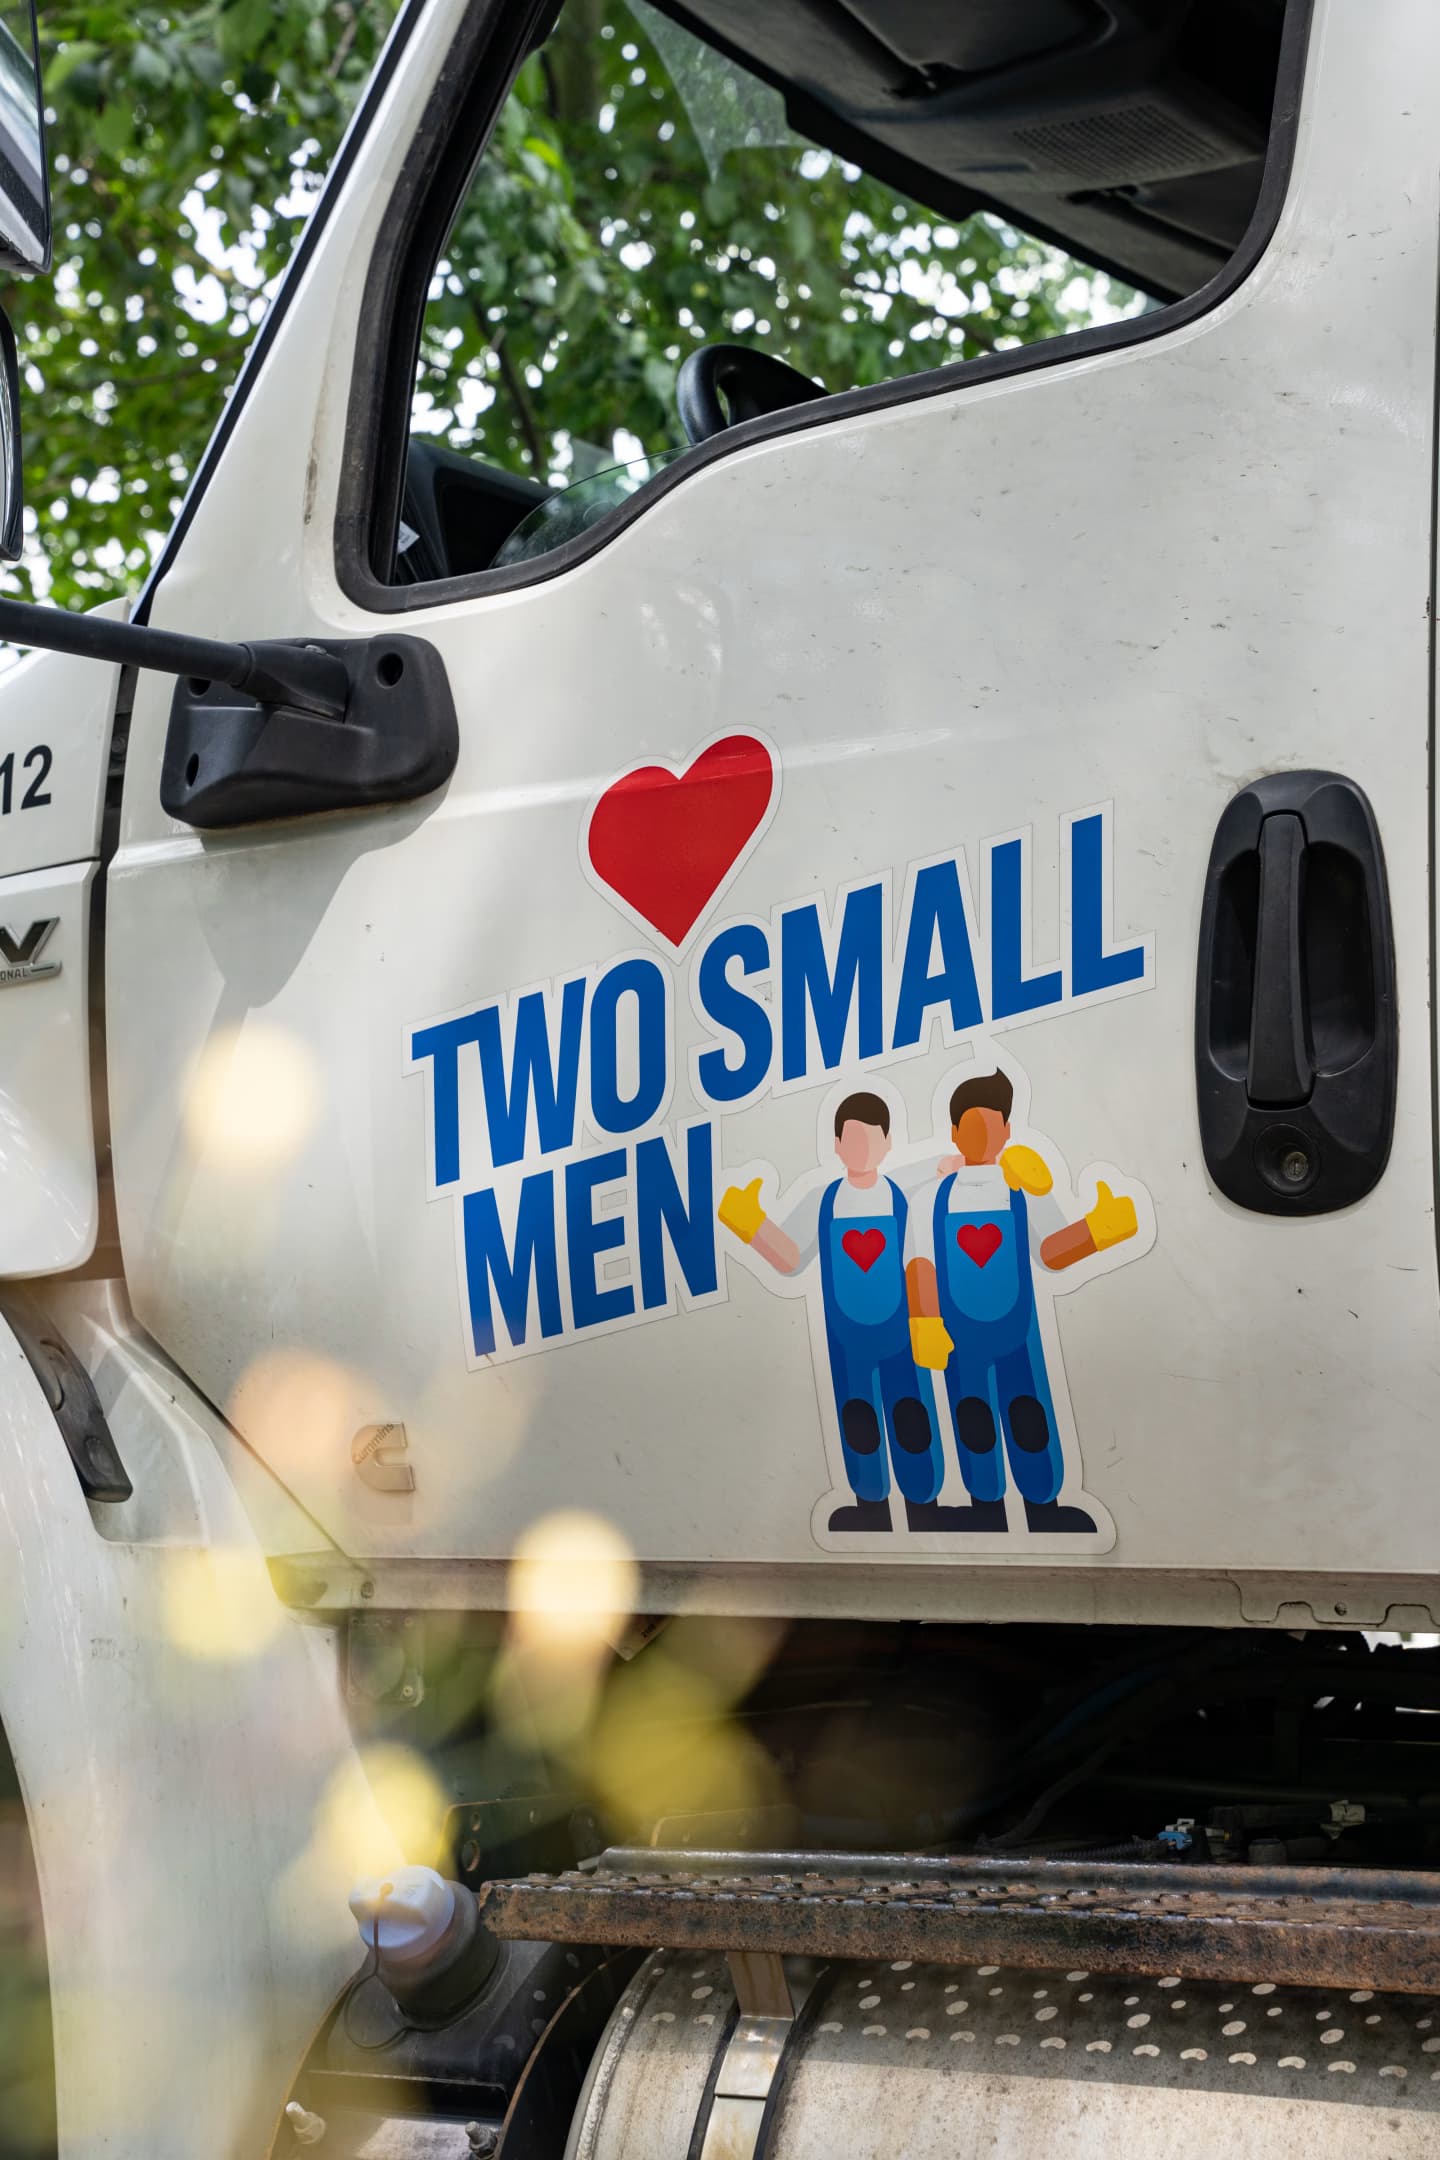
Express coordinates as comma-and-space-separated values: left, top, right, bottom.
0, 918, 59, 985
408, 733, 1155, 1551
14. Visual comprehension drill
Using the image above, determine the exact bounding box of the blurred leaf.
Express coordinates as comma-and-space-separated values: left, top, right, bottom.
130, 41, 172, 87
42, 41, 101, 91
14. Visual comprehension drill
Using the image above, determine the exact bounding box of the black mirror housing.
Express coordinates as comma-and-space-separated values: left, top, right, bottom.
0, 1, 52, 559
0, 308, 22, 561
0, 0, 49, 276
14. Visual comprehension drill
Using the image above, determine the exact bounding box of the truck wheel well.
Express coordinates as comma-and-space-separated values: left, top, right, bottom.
0, 1716, 55, 2157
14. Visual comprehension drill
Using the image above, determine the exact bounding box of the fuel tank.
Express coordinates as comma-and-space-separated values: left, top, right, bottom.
567, 1950, 1440, 2160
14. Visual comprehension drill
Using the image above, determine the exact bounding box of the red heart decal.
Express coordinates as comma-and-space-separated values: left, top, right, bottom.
842, 1228, 887, 1273
586, 734, 776, 951
957, 1223, 1003, 1268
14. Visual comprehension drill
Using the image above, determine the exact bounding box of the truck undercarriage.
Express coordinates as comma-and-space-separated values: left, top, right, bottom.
269, 1619, 1440, 2153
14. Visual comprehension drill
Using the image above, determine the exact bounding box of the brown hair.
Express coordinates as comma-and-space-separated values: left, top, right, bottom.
834, 1090, 891, 1138
948, 1070, 1013, 1127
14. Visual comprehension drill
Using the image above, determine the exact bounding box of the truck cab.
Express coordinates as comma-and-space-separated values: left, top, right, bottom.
3, 0, 1440, 2152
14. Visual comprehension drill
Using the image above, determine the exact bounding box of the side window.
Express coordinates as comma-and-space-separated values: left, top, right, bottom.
389, 0, 1291, 587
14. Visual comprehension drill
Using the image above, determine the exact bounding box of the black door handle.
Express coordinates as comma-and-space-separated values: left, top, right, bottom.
1247, 811, 1311, 1108
1195, 770, 1396, 1213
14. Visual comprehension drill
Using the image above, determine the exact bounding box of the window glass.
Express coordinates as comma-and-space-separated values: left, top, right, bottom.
400, 1, 1149, 582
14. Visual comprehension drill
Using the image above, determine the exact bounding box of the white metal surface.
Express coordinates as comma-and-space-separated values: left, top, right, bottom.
0, 1286, 395, 2157
0, 620, 124, 1275
0, 859, 97, 1273
101, 0, 1440, 1618
0, 616, 122, 878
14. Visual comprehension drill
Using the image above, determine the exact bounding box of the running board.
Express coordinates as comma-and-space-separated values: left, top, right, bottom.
474, 1848, 1440, 1996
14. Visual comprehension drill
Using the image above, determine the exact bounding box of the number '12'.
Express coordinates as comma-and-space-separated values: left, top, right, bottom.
0, 745, 53, 813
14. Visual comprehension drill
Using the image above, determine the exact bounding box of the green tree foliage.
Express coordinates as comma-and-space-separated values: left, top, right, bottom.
7, 0, 1138, 608
2, 0, 395, 606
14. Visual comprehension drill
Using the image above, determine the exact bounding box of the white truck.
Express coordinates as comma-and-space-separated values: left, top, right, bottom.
1, 0, 1439, 2151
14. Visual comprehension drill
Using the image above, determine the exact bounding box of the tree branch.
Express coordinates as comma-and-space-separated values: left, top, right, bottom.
326, 3, 360, 83
484, 319, 546, 473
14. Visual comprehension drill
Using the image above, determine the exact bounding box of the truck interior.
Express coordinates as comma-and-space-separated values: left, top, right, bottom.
396, 0, 1291, 585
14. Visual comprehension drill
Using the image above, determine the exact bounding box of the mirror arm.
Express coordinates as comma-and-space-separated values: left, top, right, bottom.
0, 596, 349, 718
0, 596, 461, 831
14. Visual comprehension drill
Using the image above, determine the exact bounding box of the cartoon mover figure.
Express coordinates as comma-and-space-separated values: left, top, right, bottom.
719, 1070, 1141, 1538
717, 1091, 967, 1534
907, 1069, 1135, 1535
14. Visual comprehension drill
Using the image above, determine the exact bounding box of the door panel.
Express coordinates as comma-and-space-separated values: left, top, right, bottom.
104, 1, 1440, 1616
0, 861, 97, 1273
0, 627, 124, 1274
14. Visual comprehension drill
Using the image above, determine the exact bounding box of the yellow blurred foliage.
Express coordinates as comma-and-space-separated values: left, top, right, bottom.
314, 1744, 451, 1878
508, 1510, 638, 1649
182, 1020, 320, 1173
228, 1347, 354, 1479
162, 1544, 284, 1662
491, 1535, 787, 1843
274, 1741, 451, 1954
581, 1618, 785, 1839
490, 1510, 640, 1755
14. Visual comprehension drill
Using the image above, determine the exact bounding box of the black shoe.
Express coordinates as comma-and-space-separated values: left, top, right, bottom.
829, 1498, 893, 1532
962, 1498, 1010, 1531
1024, 1498, 1098, 1534
905, 1499, 979, 1531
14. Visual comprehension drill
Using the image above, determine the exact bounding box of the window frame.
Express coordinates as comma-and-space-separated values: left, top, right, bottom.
335, 0, 1315, 616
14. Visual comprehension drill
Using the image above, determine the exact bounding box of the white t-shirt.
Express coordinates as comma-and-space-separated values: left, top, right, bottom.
774, 1160, 937, 1271
906, 1162, 1066, 1267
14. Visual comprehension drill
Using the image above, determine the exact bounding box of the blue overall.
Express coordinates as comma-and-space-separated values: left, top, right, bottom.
818, 1178, 943, 1505
932, 1177, 1064, 1505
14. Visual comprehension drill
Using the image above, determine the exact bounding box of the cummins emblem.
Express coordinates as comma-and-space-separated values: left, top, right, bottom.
351, 1422, 415, 1493
0, 919, 59, 985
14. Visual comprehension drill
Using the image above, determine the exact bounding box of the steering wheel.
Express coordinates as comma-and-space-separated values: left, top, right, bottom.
676, 343, 827, 444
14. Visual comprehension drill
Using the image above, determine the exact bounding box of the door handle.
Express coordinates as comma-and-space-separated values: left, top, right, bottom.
1195, 770, 1396, 1214
1247, 811, 1311, 1108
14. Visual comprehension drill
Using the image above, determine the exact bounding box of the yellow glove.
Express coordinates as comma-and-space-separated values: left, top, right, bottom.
718, 1177, 766, 1244
1000, 1143, 1053, 1195
909, 1315, 954, 1369
1085, 1179, 1137, 1251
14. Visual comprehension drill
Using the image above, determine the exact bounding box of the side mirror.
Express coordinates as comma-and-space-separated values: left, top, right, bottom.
0, 309, 20, 559
0, 0, 48, 563
0, 0, 48, 277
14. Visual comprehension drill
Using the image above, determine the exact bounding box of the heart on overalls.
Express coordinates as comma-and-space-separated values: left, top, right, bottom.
841, 1228, 887, 1273
956, 1223, 1003, 1268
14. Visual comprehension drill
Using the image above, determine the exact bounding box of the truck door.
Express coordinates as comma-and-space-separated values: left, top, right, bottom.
102, 0, 1440, 1624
